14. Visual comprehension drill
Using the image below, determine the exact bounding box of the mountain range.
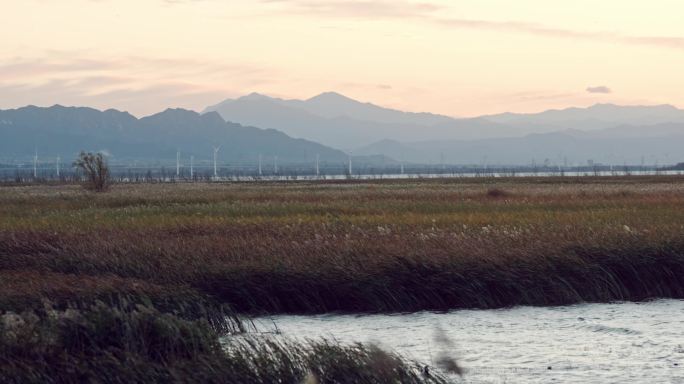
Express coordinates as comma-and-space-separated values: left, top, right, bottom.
203, 92, 511, 149
354, 134, 684, 166
204, 92, 684, 165
3, 92, 684, 167
0, 105, 351, 164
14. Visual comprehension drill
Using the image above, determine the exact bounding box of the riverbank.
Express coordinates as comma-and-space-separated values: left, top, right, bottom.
1, 176, 683, 381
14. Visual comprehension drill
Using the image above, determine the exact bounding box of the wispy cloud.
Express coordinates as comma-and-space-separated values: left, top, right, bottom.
338, 81, 393, 91
263, 0, 684, 51
263, 0, 443, 18
261, 0, 441, 18
160, 0, 213, 5
511, 91, 580, 102
586, 86, 612, 94
434, 18, 684, 50
0, 54, 278, 116
0, 77, 230, 117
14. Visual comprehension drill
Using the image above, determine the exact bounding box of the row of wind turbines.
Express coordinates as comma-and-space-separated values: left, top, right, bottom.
22, 147, 371, 180
180, 147, 359, 179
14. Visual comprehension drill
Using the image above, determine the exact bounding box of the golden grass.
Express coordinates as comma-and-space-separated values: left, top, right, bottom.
1, 176, 683, 313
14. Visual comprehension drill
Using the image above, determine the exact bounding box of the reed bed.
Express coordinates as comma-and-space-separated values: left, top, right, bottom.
1, 177, 682, 382
1, 303, 444, 384
1, 176, 682, 313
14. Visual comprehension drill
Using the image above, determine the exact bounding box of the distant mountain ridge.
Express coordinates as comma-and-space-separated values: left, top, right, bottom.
355, 131, 684, 165
203, 92, 510, 148
205, 92, 454, 127
4, 95, 684, 167
0, 105, 351, 164
484, 103, 684, 126
204, 92, 684, 151
204, 93, 684, 165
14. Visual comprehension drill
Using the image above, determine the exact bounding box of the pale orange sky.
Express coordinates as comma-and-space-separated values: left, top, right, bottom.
2, 0, 684, 117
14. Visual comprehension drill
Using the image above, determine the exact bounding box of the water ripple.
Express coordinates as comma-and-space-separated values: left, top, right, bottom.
255, 299, 684, 383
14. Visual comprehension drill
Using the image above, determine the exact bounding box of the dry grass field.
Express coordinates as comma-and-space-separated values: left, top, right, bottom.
1, 176, 683, 312
1, 176, 682, 382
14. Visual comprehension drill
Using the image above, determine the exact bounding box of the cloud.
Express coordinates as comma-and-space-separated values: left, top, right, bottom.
161, 0, 212, 5
0, 54, 279, 116
511, 91, 579, 102
261, 0, 441, 18
336, 81, 393, 92
262, 1, 684, 51
586, 86, 612, 94
434, 18, 684, 50
0, 76, 229, 116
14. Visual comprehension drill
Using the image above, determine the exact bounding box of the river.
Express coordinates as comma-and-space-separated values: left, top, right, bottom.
253, 300, 684, 383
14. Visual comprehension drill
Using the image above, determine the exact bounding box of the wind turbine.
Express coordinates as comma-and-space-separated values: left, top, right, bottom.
33, 149, 37, 179
213, 146, 221, 178
176, 151, 180, 177
258, 154, 262, 176
315, 154, 320, 177
348, 152, 352, 176
274, 155, 278, 175
400, 152, 405, 175
56, 156, 60, 178
190, 155, 194, 179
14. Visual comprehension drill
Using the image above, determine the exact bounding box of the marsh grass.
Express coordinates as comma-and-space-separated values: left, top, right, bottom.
1, 228, 682, 313
0, 305, 445, 383
1, 177, 683, 381
0, 270, 242, 333
1, 177, 683, 313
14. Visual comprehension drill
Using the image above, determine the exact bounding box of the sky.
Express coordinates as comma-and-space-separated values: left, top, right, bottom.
2, 0, 684, 117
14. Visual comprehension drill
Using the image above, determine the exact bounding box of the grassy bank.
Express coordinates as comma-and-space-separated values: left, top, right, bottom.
1, 177, 682, 381
1, 176, 682, 313
1, 302, 444, 383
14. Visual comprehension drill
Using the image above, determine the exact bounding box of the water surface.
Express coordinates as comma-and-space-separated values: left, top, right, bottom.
254, 300, 684, 383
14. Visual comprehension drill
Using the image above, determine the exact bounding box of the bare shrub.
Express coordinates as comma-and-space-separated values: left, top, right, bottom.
73, 151, 111, 192
486, 187, 510, 198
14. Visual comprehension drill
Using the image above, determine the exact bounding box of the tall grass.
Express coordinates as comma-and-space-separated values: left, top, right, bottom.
0, 270, 242, 333
1, 228, 682, 313
0, 304, 445, 383
1, 177, 683, 381
1, 177, 683, 313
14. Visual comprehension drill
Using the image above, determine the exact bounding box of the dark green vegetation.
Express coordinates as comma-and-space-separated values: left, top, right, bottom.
1, 176, 683, 382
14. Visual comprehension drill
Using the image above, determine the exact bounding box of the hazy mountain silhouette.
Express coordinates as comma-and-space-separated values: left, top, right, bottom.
484, 103, 684, 132
285, 91, 454, 126
0, 105, 351, 163
356, 131, 684, 165
203, 92, 510, 148
204, 93, 684, 153
563, 122, 684, 139
5, 96, 684, 167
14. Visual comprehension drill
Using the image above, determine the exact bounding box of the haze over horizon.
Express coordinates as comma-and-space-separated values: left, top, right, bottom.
3, 0, 684, 117
6, 91, 684, 121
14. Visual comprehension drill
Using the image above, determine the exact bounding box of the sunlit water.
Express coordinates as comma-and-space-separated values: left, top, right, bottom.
253, 300, 684, 383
